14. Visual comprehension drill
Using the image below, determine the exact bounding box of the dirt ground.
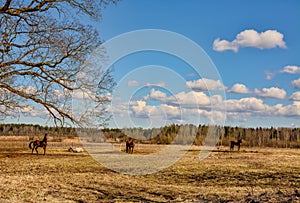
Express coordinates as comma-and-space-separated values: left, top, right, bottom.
0, 142, 299, 202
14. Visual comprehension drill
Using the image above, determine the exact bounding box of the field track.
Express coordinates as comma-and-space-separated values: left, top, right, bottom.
0, 142, 299, 202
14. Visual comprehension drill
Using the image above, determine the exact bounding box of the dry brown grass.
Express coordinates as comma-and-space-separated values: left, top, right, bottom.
0, 141, 299, 202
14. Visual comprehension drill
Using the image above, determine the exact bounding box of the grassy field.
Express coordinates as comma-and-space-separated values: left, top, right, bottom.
0, 140, 299, 202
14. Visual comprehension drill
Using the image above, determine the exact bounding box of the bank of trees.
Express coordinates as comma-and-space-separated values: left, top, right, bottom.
0, 123, 299, 148
0, 123, 75, 138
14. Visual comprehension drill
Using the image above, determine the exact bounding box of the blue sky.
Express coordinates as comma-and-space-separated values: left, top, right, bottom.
97, 0, 300, 128
5, 0, 300, 128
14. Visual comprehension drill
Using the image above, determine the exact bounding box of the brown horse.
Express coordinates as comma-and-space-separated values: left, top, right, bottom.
29, 134, 47, 155
230, 139, 242, 151
126, 139, 135, 154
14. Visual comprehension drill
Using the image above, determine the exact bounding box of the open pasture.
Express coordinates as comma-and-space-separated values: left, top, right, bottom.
0, 141, 299, 202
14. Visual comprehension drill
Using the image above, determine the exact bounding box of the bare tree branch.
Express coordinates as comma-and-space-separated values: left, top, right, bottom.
0, 0, 117, 126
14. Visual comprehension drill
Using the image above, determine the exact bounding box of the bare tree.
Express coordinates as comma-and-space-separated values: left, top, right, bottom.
0, 0, 116, 126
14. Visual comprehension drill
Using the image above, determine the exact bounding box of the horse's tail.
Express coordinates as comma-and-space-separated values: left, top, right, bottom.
29, 141, 34, 149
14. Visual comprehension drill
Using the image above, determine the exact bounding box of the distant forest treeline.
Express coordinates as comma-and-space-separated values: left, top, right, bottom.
0, 123, 299, 148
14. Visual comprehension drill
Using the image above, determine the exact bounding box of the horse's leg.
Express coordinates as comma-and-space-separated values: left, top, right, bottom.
43, 146, 46, 155
35, 146, 39, 155
31, 144, 35, 154
238, 143, 240, 151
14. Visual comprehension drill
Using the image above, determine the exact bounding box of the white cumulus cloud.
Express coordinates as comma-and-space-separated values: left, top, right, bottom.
160, 104, 181, 117
291, 78, 300, 89
290, 92, 300, 101
131, 100, 147, 114
146, 89, 212, 107
148, 89, 168, 101
186, 78, 226, 91
213, 38, 238, 52
213, 29, 286, 52
280, 65, 300, 74
254, 87, 286, 99
275, 101, 300, 117
228, 83, 250, 94
173, 91, 211, 107
130, 100, 180, 119
225, 97, 268, 113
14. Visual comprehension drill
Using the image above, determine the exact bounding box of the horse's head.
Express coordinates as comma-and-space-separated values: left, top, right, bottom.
43, 134, 48, 141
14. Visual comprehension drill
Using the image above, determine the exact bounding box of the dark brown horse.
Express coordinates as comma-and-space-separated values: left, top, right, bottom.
230, 139, 242, 151
29, 134, 47, 155
126, 139, 135, 154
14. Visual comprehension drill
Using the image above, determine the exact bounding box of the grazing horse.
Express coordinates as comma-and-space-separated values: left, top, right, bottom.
230, 139, 242, 151
29, 134, 48, 155
126, 139, 135, 154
